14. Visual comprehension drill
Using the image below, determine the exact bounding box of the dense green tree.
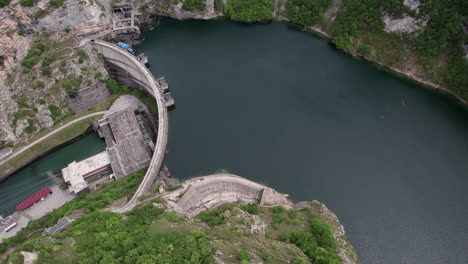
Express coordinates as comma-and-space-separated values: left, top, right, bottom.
0, 0, 10, 8
241, 203, 260, 214
50, 0, 62, 8
19, 0, 33, 6
181, 0, 205, 11
285, 218, 340, 264
286, 0, 330, 26
224, 0, 274, 23
330, 0, 467, 98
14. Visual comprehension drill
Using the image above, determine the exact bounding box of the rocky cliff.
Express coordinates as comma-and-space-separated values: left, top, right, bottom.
0, 1, 108, 145
1, 0, 465, 144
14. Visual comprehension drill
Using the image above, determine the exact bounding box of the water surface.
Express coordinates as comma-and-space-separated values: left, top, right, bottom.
0, 133, 105, 216
140, 18, 468, 264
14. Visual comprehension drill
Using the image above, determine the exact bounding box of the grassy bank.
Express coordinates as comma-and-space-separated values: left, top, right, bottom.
0, 115, 102, 179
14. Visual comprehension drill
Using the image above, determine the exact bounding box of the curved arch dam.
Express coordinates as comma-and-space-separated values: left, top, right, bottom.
89, 39, 168, 213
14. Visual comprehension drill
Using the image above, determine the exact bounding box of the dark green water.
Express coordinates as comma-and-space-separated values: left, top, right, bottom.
140, 18, 468, 264
0, 133, 106, 217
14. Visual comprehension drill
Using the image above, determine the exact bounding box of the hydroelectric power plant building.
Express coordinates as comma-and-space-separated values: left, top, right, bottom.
62, 95, 157, 193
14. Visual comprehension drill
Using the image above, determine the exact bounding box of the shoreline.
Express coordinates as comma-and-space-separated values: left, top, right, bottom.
158, 14, 467, 109
0, 126, 95, 183
277, 17, 468, 108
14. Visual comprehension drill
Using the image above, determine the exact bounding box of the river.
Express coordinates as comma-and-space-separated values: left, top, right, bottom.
0, 133, 106, 217
139, 18, 468, 264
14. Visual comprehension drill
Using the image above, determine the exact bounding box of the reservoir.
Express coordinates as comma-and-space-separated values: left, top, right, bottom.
140, 18, 468, 264
0, 133, 106, 217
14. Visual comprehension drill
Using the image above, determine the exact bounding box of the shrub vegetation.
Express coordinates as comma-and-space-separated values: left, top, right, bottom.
21, 44, 49, 72
19, 0, 33, 7
330, 0, 467, 98
241, 203, 260, 214
50, 0, 63, 8
48, 104, 62, 119
0, 0, 10, 8
285, 218, 340, 264
181, 0, 205, 11
197, 204, 234, 226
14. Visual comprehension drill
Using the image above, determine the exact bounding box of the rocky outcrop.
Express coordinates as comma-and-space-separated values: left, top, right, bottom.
28, 0, 112, 33
161, 174, 358, 264
0, 0, 113, 144
0, 34, 106, 143
382, 13, 427, 34
0, 3, 34, 79
150, 0, 221, 20
382, 0, 427, 35
19, 251, 38, 264
300, 201, 358, 264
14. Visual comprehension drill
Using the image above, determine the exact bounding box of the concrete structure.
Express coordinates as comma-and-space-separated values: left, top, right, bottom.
163, 174, 294, 218
67, 81, 111, 113
43, 216, 73, 236
96, 95, 156, 180
62, 151, 111, 194
90, 39, 169, 213
112, 3, 140, 38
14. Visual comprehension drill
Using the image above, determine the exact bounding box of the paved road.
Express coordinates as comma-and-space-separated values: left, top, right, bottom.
90, 40, 169, 213
0, 111, 106, 167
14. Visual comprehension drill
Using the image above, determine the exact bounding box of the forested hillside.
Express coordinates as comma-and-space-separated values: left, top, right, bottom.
196, 0, 467, 101
0, 171, 357, 264
330, 0, 467, 99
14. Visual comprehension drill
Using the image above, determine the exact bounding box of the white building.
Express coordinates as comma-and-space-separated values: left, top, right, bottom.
62, 151, 111, 194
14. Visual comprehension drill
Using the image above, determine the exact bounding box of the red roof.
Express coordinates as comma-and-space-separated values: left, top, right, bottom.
16, 186, 52, 211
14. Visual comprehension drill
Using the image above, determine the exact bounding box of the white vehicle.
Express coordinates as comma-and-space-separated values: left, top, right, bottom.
5, 222, 17, 232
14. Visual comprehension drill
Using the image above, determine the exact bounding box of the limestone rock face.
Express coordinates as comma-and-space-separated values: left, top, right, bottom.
404, 0, 421, 11
382, 0, 427, 35
0, 4, 34, 79
383, 13, 427, 34
37, 113, 54, 129
151, 0, 220, 20
30, 0, 112, 34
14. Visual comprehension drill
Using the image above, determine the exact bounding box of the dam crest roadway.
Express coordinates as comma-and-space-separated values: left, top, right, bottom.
89, 39, 169, 213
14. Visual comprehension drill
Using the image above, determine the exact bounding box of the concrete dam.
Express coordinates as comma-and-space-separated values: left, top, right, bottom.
90, 41, 292, 216
90, 39, 169, 212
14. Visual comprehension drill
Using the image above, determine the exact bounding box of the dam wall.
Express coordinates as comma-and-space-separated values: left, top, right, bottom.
90, 40, 169, 212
